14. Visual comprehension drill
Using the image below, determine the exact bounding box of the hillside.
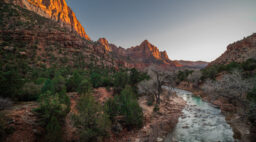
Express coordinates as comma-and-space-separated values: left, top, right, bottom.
209, 33, 256, 66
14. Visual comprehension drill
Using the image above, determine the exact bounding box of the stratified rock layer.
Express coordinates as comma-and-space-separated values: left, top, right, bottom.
6, 0, 90, 40
97, 38, 181, 69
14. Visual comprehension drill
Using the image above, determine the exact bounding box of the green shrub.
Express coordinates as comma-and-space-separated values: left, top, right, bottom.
72, 94, 111, 142
119, 86, 143, 128
45, 116, 62, 142
19, 82, 41, 101
35, 77, 47, 85
129, 68, 149, 86
66, 71, 82, 92
104, 97, 119, 122
90, 72, 103, 88
52, 73, 66, 93
242, 58, 256, 71
41, 79, 54, 94
0, 70, 23, 98
104, 86, 143, 129
202, 59, 256, 80
36, 91, 70, 124
201, 65, 219, 80
78, 79, 92, 95
113, 71, 129, 93
177, 70, 193, 81
35, 91, 70, 141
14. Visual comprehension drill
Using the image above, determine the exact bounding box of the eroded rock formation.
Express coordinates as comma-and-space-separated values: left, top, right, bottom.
5, 0, 90, 40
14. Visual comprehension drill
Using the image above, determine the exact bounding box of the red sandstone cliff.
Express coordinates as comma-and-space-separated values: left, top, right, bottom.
5, 0, 90, 40
97, 38, 181, 69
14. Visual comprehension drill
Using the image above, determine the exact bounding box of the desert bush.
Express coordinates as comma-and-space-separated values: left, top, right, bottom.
90, 72, 103, 88
78, 79, 92, 95
104, 97, 119, 121
113, 71, 129, 93
177, 69, 193, 81
129, 68, 149, 86
202, 70, 255, 100
118, 86, 143, 128
242, 58, 256, 71
201, 59, 256, 80
201, 65, 219, 80
41, 73, 66, 94
19, 82, 41, 101
52, 73, 66, 93
36, 91, 70, 123
187, 70, 202, 87
72, 94, 111, 142
66, 71, 82, 92
35, 77, 47, 85
35, 91, 70, 141
45, 116, 62, 142
0, 97, 13, 110
0, 70, 23, 98
41, 79, 54, 94
105, 86, 143, 129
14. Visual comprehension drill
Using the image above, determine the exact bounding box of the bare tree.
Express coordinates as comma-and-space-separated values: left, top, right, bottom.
202, 70, 255, 100
187, 70, 202, 87
138, 66, 176, 104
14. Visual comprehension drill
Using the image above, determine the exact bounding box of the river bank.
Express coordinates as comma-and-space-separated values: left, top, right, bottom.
177, 81, 252, 142
113, 89, 186, 142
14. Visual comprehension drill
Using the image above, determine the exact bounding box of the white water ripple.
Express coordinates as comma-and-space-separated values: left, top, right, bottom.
164, 88, 234, 142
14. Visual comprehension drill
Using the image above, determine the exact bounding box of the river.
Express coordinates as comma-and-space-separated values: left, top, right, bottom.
164, 88, 235, 142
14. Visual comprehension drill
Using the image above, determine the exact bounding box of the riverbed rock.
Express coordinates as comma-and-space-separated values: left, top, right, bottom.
157, 137, 163, 142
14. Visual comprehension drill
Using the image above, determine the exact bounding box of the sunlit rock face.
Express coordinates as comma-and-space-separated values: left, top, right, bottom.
209, 33, 256, 66
7, 0, 90, 40
97, 38, 181, 69
98, 38, 112, 52
126, 40, 173, 64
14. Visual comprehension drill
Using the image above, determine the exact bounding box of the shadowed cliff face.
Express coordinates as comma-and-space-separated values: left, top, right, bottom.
6, 0, 90, 40
209, 33, 256, 66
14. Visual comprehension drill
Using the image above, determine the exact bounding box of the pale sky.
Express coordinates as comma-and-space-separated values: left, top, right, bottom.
67, 0, 256, 62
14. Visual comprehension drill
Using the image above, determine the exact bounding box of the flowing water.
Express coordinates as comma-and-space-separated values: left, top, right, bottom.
164, 88, 234, 142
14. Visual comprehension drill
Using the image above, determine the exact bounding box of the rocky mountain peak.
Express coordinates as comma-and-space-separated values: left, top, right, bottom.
6, 0, 90, 40
161, 51, 169, 60
131, 40, 169, 61
98, 38, 112, 52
